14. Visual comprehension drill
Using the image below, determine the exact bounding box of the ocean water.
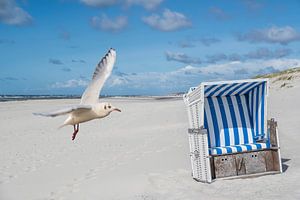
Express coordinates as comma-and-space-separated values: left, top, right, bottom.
0, 94, 183, 102
0, 95, 81, 102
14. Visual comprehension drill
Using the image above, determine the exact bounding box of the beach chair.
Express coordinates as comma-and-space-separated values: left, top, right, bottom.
183, 79, 282, 183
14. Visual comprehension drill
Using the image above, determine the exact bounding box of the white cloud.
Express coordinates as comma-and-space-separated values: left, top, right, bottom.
206, 53, 227, 63
125, 0, 163, 10
238, 26, 300, 45
199, 37, 221, 46
166, 51, 201, 64
80, 0, 117, 7
177, 40, 195, 48
142, 9, 191, 32
51, 79, 89, 88
80, 0, 163, 9
244, 48, 292, 59
0, 0, 32, 26
110, 65, 202, 87
199, 58, 300, 79
108, 72, 191, 90
91, 14, 128, 32
176, 37, 221, 48
110, 76, 130, 86
203, 48, 292, 64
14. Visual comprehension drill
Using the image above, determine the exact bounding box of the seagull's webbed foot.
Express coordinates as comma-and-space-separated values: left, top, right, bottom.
72, 124, 79, 141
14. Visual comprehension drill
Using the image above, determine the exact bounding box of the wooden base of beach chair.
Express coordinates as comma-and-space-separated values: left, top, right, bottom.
210, 149, 281, 179
187, 122, 282, 183
216, 170, 281, 181
209, 118, 282, 180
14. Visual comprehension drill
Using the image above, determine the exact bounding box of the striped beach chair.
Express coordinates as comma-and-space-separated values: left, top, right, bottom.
184, 79, 282, 183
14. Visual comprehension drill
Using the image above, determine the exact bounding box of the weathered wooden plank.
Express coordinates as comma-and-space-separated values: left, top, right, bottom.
244, 152, 266, 174
264, 150, 275, 171
212, 148, 281, 180
217, 171, 281, 181
210, 157, 216, 179
268, 118, 278, 147
272, 150, 281, 172
214, 155, 237, 178
235, 154, 246, 175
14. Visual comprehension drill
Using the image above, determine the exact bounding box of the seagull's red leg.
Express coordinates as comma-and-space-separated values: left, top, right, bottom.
72, 124, 79, 141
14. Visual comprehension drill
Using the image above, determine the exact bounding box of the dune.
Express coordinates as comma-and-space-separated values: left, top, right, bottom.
0, 70, 300, 199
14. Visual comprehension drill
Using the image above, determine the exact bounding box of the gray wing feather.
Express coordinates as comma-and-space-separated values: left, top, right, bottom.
33, 105, 92, 117
80, 48, 116, 105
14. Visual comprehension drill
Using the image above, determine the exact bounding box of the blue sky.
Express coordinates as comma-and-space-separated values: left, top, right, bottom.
1, 0, 300, 95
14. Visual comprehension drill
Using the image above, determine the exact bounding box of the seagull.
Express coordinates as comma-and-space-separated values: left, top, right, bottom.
34, 48, 121, 140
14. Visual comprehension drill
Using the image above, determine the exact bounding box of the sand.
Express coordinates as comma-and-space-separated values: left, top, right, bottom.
0, 74, 300, 199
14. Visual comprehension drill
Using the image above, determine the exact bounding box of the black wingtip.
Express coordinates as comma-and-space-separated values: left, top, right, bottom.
109, 48, 115, 52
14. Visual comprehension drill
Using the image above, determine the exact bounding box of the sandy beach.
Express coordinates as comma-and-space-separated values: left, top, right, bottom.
1, 73, 300, 200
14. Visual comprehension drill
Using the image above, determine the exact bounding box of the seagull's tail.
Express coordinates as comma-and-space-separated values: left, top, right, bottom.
58, 116, 73, 130
58, 124, 67, 130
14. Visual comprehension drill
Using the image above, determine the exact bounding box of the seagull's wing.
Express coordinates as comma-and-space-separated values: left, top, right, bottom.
80, 48, 116, 105
33, 105, 92, 117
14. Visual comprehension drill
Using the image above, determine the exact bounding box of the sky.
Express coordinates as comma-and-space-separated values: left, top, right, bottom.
1, 0, 300, 95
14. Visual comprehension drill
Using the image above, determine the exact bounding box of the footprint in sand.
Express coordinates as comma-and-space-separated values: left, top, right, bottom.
25, 166, 37, 172
84, 168, 98, 180
56, 167, 101, 195
0, 174, 17, 184
45, 181, 79, 199
134, 194, 156, 200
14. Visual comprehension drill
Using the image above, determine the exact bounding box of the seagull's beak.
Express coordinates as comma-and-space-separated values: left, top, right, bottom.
113, 108, 121, 112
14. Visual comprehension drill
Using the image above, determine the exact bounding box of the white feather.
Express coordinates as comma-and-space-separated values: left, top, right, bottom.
80, 48, 116, 105
33, 105, 92, 117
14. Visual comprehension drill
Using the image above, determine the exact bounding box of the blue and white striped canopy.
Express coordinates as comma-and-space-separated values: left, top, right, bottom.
201, 79, 269, 155
204, 80, 266, 97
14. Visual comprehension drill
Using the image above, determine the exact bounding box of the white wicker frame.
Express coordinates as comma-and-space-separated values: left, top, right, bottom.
184, 84, 212, 182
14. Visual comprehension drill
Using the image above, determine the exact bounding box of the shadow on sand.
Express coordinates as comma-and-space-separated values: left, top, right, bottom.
281, 158, 290, 173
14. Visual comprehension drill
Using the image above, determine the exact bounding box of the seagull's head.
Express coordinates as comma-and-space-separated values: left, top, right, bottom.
103, 102, 121, 114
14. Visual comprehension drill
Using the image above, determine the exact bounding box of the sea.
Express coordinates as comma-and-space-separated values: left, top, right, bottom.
0, 94, 183, 102
0, 95, 81, 102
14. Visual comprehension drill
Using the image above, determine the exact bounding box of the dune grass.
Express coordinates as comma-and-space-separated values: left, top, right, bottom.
254, 67, 300, 79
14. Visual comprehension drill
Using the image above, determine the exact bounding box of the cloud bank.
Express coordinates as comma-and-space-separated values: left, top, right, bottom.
105, 58, 300, 94
51, 78, 89, 89
0, 0, 32, 26
125, 0, 163, 10
237, 26, 300, 45
50, 58, 300, 94
80, 0, 163, 10
165, 51, 201, 65
167, 47, 292, 65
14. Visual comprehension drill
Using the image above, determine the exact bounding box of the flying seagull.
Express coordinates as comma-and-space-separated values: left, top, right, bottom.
34, 48, 121, 140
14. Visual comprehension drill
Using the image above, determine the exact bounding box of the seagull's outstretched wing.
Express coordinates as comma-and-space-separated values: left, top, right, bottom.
33, 105, 92, 117
80, 48, 116, 105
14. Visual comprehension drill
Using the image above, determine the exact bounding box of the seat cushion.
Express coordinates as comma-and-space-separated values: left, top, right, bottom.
209, 142, 270, 155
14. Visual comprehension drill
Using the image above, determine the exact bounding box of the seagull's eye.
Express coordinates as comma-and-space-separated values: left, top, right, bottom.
104, 105, 107, 109
108, 105, 111, 109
